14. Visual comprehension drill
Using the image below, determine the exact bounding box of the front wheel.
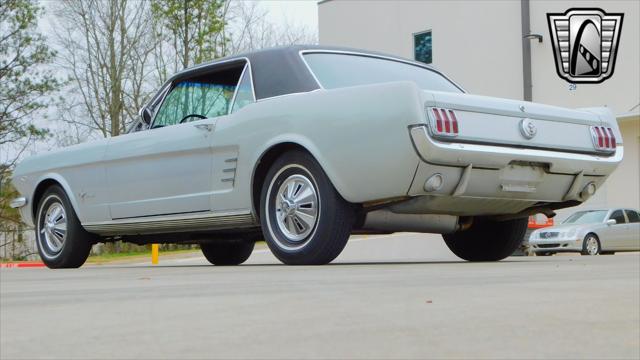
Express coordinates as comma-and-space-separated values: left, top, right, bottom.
536, 251, 555, 256
260, 150, 355, 265
581, 234, 601, 255
35, 185, 94, 268
443, 218, 528, 261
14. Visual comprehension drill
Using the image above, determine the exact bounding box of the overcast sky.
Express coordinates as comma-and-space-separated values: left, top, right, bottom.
260, 0, 319, 31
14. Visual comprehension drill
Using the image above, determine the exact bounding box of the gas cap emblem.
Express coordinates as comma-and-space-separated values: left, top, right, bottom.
519, 118, 537, 139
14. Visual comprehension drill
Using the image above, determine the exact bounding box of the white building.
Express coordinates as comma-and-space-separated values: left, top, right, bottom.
318, 0, 639, 218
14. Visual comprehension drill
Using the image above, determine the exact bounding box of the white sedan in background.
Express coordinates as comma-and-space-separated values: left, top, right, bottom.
529, 209, 640, 256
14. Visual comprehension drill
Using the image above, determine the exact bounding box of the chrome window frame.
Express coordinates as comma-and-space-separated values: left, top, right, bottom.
298, 49, 466, 93
229, 62, 257, 114
149, 57, 254, 128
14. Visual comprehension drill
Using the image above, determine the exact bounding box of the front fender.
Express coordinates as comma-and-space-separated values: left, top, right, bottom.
18, 173, 80, 227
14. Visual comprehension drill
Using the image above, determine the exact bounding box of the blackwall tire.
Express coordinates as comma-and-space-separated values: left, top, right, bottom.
35, 185, 94, 268
443, 218, 528, 262
260, 150, 355, 265
201, 239, 255, 265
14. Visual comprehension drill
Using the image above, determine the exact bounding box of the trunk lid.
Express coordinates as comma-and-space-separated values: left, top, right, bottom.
422, 91, 615, 155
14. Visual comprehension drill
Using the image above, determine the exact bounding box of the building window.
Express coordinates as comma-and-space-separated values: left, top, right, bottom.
414, 30, 432, 64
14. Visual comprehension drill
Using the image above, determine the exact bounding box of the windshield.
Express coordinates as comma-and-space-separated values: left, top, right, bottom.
303, 53, 463, 93
562, 210, 608, 224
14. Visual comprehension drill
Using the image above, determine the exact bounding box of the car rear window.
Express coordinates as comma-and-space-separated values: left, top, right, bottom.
303, 53, 463, 93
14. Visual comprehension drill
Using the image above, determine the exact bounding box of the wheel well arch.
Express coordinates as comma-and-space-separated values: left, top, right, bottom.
251, 142, 313, 220
584, 232, 600, 240
583, 232, 601, 248
31, 179, 64, 219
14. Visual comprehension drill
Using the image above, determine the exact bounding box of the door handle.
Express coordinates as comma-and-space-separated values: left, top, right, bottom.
194, 123, 214, 132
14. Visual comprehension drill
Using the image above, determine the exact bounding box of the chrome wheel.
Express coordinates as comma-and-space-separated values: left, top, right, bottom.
39, 200, 67, 255
585, 236, 599, 255
274, 174, 319, 242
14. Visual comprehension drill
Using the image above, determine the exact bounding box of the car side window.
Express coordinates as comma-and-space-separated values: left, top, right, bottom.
152, 62, 245, 128
609, 210, 626, 224
231, 65, 255, 113
624, 210, 640, 223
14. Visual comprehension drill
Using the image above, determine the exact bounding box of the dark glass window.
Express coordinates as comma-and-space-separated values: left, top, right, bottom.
625, 210, 640, 223
414, 30, 432, 64
609, 210, 627, 224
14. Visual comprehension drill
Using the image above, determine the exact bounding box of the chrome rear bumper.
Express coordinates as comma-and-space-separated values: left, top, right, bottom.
409, 125, 623, 176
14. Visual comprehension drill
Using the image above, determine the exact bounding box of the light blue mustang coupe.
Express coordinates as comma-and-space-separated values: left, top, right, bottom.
10, 46, 623, 268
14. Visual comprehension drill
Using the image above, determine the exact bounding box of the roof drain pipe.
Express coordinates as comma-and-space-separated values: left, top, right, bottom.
521, 0, 533, 101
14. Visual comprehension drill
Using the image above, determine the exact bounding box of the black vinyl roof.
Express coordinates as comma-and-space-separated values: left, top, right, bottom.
168, 45, 438, 100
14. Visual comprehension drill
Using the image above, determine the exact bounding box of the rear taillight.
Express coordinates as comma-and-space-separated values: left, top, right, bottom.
430, 108, 459, 137
590, 126, 617, 152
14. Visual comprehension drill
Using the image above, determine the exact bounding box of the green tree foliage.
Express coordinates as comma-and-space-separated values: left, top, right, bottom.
0, 0, 59, 172
151, 0, 228, 79
0, 171, 32, 260
0, 0, 60, 260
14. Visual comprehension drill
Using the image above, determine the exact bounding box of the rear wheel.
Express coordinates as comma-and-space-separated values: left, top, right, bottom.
35, 185, 94, 268
260, 150, 355, 265
443, 218, 528, 261
201, 239, 255, 265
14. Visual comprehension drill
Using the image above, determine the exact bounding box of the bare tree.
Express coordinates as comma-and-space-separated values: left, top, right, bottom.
52, 0, 156, 138
225, 1, 317, 55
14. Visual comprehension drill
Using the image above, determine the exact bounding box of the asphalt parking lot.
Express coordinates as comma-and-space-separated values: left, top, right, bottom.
1, 233, 639, 360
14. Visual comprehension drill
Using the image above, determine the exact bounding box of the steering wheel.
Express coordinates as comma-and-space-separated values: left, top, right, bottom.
179, 114, 207, 124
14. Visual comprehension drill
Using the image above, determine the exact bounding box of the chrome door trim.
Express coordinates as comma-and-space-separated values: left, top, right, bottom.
228, 63, 248, 114
83, 210, 257, 236
228, 62, 257, 114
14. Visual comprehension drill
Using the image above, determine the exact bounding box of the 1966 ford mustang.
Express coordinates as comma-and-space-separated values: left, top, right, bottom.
10, 45, 623, 268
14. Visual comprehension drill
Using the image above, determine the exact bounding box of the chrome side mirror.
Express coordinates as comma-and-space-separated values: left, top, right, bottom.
606, 219, 616, 226
139, 107, 153, 125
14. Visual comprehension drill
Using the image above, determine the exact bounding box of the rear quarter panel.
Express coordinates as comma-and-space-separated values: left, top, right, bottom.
218, 81, 425, 209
